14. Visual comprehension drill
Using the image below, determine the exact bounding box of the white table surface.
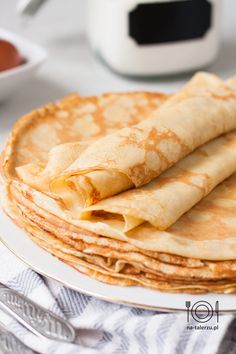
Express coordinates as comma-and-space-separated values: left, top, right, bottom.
0, 0, 236, 148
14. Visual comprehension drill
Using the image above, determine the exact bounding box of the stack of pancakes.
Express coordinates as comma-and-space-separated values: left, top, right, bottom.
3, 72, 236, 294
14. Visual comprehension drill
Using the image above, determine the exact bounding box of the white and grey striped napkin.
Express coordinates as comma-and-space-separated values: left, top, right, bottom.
0, 242, 234, 354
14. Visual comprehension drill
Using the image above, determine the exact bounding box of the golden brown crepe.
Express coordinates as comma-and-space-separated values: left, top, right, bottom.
3, 78, 236, 294
83, 131, 236, 231
13, 72, 236, 235
12, 92, 166, 182
3, 182, 236, 294
8, 173, 236, 261
16, 72, 236, 211
17, 129, 236, 234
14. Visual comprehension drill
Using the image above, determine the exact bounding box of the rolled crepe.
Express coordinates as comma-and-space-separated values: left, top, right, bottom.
15, 91, 167, 204
83, 131, 236, 231
46, 72, 236, 207
13, 76, 236, 233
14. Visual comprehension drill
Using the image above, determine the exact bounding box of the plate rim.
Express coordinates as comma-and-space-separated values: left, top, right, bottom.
0, 235, 183, 313
2, 235, 236, 314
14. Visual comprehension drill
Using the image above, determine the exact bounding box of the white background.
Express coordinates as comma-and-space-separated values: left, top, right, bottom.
0, 0, 236, 145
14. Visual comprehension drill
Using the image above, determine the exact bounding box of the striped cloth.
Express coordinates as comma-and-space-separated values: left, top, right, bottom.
0, 242, 234, 354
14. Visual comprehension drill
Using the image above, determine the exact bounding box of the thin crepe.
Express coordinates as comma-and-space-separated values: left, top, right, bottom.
4, 83, 236, 298
3, 85, 236, 260
16, 72, 236, 210
13, 91, 166, 186
83, 131, 236, 231
3, 181, 236, 294
14, 74, 236, 233
8, 173, 236, 261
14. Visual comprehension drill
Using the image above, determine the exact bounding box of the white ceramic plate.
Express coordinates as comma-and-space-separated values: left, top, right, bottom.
0, 208, 236, 313
0, 28, 47, 101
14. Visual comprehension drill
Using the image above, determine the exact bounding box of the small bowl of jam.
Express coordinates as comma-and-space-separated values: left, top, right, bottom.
0, 28, 47, 101
0, 39, 24, 72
